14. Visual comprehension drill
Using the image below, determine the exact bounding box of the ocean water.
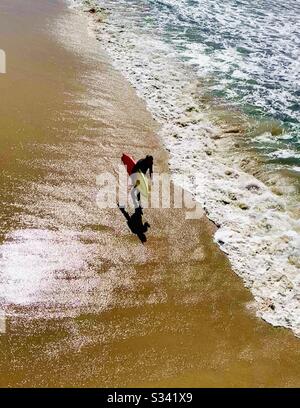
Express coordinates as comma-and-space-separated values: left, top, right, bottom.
69, 0, 300, 335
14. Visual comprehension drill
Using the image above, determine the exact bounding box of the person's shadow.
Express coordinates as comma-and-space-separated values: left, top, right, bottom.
118, 204, 150, 243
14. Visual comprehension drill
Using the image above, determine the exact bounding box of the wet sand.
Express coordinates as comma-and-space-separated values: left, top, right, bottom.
0, 0, 300, 387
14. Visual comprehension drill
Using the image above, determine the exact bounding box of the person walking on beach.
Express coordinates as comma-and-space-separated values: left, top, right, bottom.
131, 155, 153, 208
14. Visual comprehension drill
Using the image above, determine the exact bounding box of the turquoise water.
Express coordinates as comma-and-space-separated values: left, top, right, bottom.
95, 0, 300, 175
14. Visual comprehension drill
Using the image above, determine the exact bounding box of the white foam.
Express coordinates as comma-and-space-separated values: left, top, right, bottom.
68, 0, 300, 336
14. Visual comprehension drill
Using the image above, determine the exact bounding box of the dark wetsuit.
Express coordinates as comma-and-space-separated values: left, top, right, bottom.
131, 157, 153, 207
132, 158, 153, 178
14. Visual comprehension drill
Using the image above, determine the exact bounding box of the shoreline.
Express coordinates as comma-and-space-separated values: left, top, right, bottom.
69, 0, 300, 336
1, 0, 300, 387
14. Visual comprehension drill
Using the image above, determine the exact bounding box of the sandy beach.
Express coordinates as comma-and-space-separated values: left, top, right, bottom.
0, 0, 300, 387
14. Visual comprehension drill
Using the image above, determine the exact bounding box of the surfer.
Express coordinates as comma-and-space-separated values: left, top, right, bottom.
118, 204, 150, 243
131, 155, 153, 207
